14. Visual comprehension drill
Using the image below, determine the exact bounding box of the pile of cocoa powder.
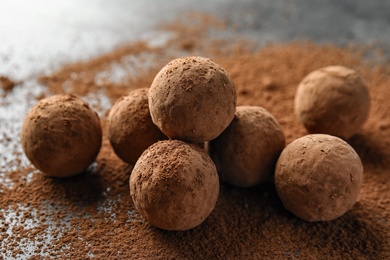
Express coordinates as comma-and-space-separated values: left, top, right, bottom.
1, 14, 389, 259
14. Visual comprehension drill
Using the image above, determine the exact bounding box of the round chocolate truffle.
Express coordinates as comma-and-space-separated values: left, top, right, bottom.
275, 134, 363, 221
209, 106, 285, 187
130, 140, 219, 231
148, 56, 237, 143
294, 65, 370, 139
107, 88, 167, 165
20, 94, 102, 177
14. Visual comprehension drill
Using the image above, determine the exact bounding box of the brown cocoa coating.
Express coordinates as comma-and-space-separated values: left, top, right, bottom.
209, 106, 285, 187
275, 134, 363, 221
20, 94, 102, 177
129, 140, 219, 231
107, 88, 167, 165
148, 56, 237, 143
294, 65, 370, 139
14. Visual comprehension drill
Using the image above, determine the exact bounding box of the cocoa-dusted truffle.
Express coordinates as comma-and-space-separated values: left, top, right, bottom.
275, 134, 363, 221
20, 94, 102, 177
294, 65, 370, 139
148, 56, 237, 143
209, 106, 285, 187
107, 88, 166, 164
130, 140, 219, 231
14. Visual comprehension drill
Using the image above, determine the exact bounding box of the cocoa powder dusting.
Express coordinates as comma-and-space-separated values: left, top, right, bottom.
1, 14, 390, 259
0, 76, 16, 95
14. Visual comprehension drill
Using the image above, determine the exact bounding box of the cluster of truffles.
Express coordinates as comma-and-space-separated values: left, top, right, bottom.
130, 56, 237, 230
131, 56, 294, 230
21, 58, 369, 230
277, 65, 368, 221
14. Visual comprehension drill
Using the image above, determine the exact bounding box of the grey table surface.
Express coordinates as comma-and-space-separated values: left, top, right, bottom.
1, 0, 389, 80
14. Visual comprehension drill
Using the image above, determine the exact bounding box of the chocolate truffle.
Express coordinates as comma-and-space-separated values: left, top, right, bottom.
275, 134, 363, 221
107, 88, 167, 165
130, 140, 219, 231
294, 65, 370, 139
209, 106, 285, 187
148, 56, 237, 143
20, 94, 102, 177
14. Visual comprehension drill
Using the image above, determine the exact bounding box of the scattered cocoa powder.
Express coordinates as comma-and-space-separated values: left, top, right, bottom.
0, 76, 16, 95
1, 14, 389, 259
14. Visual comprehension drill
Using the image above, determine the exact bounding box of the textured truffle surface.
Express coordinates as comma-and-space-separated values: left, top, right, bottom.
209, 106, 285, 187
107, 88, 167, 164
275, 134, 363, 221
20, 94, 102, 177
130, 140, 219, 231
148, 56, 237, 143
294, 65, 370, 139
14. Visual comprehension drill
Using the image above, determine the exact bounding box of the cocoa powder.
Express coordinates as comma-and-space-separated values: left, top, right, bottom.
1, 14, 389, 259
0, 76, 16, 95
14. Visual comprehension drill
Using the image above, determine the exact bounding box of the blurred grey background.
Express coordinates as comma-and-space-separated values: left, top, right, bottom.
1, 0, 389, 80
